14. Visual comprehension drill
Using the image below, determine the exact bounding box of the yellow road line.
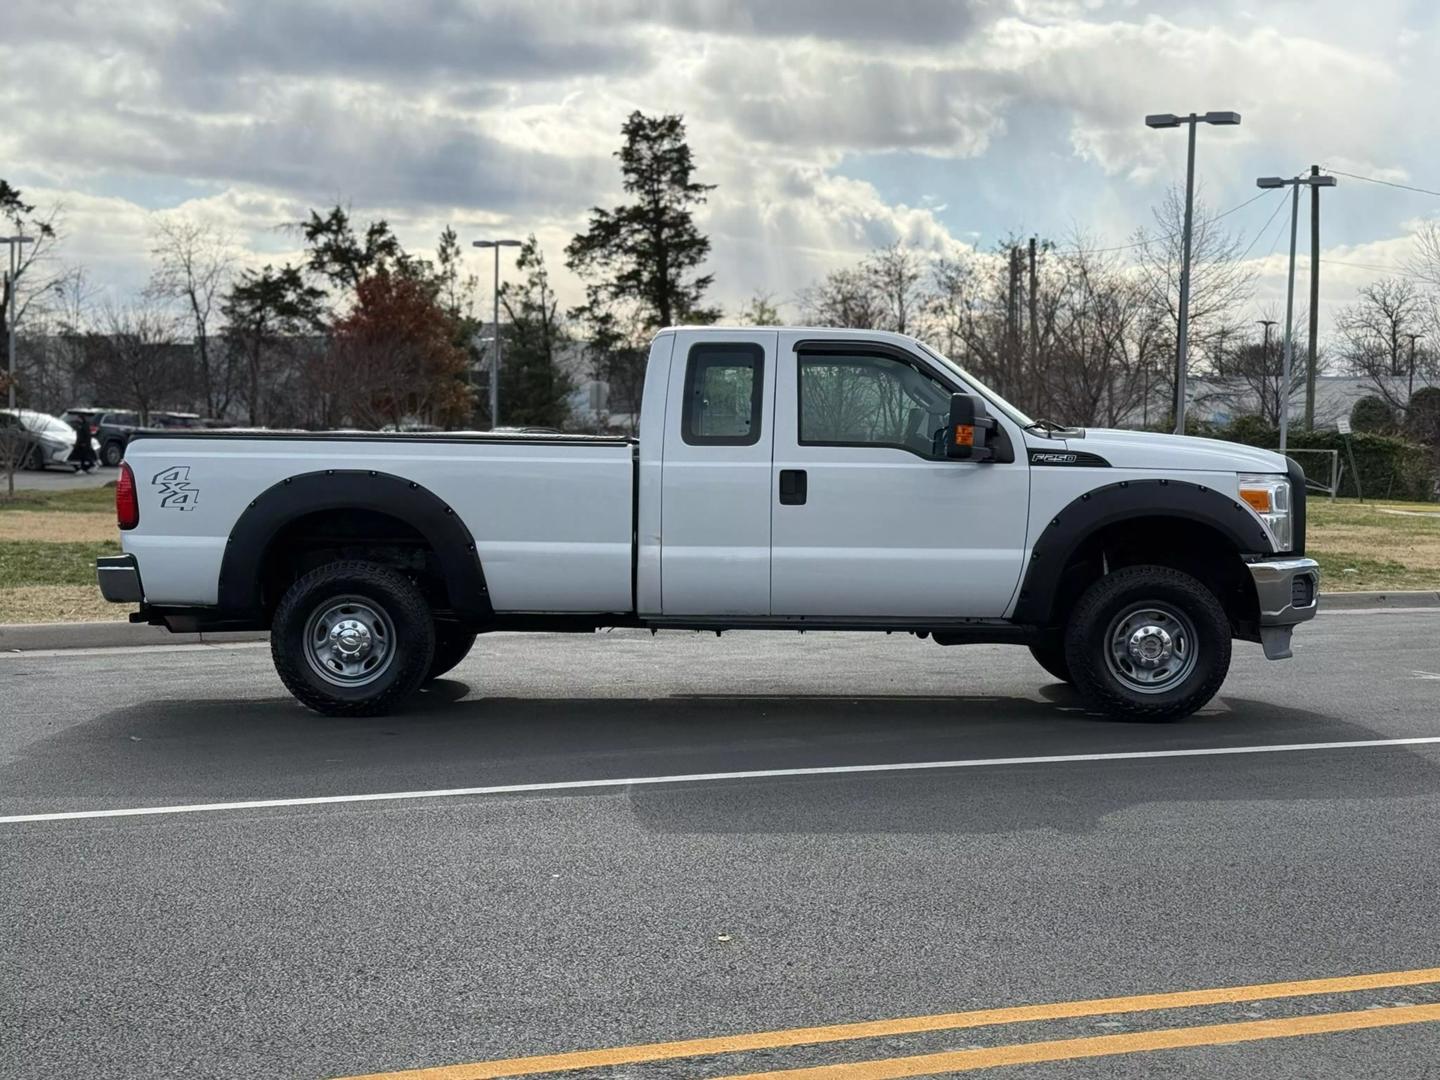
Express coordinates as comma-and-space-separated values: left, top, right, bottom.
333, 966, 1440, 1079
708, 1002, 1440, 1080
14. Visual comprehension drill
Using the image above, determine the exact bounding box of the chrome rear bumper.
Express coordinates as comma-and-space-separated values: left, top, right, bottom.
96, 554, 144, 603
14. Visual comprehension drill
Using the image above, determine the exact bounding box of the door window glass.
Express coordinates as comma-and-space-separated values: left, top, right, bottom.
683, 343, 764, 446
798, 353, 951, 458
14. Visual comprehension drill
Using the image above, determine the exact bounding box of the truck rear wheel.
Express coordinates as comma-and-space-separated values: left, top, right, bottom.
271, 560, 436, 717
1063, 565, 1231, 722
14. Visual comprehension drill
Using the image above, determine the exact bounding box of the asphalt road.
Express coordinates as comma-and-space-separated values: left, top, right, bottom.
8, 463, 116, 491
3, 609, 1440, 1079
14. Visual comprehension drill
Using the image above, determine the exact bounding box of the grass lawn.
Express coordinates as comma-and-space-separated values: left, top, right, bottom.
0, 488, 1436, 624
1307, 498, 1440, 591
0, 486, 115, 513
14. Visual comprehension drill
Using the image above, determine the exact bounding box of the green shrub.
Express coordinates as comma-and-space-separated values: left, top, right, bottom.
1407, 387, 1440, 446
1350, 395, 1394, 434
1214, 421, 1437, 502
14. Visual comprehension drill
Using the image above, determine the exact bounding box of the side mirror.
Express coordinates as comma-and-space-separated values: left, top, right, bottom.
943, 393, 997, 461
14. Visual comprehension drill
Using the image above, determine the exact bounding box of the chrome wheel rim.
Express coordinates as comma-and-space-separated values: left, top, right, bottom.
303, 596, 395, 687
1104, 602, 1198, 695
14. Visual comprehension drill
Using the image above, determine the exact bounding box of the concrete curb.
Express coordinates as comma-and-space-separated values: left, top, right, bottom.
0, 621, 267, 652
2, 591, 1437, 652
1320, 590, 1440, 610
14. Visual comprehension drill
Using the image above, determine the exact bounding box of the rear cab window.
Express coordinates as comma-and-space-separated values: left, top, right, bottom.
682, 342, 764, 446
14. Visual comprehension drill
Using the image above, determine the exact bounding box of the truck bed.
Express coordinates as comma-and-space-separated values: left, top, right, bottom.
120, 430, 637, 614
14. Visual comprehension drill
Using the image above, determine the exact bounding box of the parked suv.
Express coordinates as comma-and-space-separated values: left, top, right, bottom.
92, 410, 141, 466
2, 408, 97, 470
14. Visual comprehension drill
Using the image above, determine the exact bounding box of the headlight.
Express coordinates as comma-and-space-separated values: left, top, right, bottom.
1238, 473, 1293, 551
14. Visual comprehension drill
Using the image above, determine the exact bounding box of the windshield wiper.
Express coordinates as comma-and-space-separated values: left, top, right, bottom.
1024, 418, 1072, 435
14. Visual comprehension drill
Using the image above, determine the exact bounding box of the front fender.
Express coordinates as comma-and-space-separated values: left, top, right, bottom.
1011, 478, 1274, 625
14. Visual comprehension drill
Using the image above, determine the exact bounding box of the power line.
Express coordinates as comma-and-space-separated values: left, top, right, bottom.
1318, 257, 1438, 285
1321, 167, 1440, 200
1236, 188, 1290, 262
1054, 188, 1277, 256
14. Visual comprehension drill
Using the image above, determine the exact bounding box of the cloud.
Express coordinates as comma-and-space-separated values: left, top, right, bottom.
624, 0, 1009, 45
3, 0, 1437, 333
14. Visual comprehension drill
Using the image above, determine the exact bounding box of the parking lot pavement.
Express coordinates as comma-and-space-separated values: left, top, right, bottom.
3, 609, 1440, 1078
6, 464, 116, 491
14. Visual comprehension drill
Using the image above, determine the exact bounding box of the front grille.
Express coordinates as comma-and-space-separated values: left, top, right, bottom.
1292, 574, 1316, 608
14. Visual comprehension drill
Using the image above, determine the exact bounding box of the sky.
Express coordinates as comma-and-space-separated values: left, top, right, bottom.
4, 0, 1440, 338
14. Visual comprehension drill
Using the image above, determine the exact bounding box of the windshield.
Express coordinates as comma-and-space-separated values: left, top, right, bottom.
914, 341, 1035, 429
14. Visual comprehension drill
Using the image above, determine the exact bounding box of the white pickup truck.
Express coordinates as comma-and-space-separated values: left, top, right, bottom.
97, 326, 1318, 720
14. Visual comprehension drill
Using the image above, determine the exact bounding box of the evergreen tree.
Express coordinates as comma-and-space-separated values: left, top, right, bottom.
499, 237, 574, 429
566, 111, 719, 330
565, 112, 717, 428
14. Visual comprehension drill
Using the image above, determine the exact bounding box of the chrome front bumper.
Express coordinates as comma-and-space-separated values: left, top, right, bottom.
96, 554, 144, 603
1247, 556, 1320, 659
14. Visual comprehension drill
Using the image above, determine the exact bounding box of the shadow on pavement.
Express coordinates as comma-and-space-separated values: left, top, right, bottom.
6, 680, 1440, 836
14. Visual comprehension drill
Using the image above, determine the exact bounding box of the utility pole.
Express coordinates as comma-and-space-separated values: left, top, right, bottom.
1257, 172, 1335, 453
1306, 165, 1322, 429
1145, 110, 1242, 434
471, 238, 522, 428
1257, 319, 1277, 424
1405, 332, 1420, 404
1027, 236, 1038, 403
3, 235, 37, 411
1006, 246, 1021, 397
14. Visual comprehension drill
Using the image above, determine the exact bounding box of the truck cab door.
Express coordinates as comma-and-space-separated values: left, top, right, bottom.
659, 330, 778, 616
769, 334, 1031, 619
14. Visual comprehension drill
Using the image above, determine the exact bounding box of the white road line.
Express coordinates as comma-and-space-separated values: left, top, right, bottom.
5, 736, 1440, 825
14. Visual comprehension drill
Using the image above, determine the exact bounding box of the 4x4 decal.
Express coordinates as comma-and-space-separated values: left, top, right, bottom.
152, 465, 200, 511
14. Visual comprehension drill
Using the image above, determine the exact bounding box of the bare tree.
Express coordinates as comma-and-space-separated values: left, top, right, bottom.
0, 182, 66, 359
799, 244, 932, 335
83, 305, 184, 424
798, 266, 883, 329
148, 218, 237, 418
1041, 240, 1165, 427
864, 243, 929, 335
1335, 278, 1436, 416
1202, 306, 1311, 427
1133, 186, 1257, 411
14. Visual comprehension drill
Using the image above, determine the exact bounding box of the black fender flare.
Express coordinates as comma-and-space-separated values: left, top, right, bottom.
1011, 478, 1274, 625
217, 470, 491, 623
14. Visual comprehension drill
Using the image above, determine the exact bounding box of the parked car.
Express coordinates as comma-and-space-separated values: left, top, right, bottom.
1, 408, 100, 470
153, 411, 205, 429
100, 326, 1318, 721
90, 410, 141, 466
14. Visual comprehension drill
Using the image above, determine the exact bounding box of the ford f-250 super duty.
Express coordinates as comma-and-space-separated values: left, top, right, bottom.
97, 326, 1318, 720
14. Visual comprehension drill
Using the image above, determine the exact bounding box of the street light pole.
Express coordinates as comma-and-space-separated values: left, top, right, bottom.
3, 235, 37, 411
471, 238, 523, 428
1145, 110, 1241, 435
1256, 172, 1336, 453
1257, 317, 1278, 426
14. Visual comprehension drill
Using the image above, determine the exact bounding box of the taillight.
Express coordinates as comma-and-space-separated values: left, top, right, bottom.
116, 463, 139, 530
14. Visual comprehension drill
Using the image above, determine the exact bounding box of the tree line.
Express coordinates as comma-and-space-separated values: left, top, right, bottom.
5, 113, 1440, 445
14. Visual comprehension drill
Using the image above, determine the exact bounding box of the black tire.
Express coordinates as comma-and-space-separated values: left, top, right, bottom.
20, 444, 41, 470
102, 441, 124, 467
426, 626, 477, 682
1064, 565, 1231, 722
1028, 639, 1072, 684
271, 560, 436, 716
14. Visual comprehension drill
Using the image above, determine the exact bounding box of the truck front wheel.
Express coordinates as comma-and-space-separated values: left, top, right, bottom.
1063, 565, 1231, 722
271, 560, 436, 717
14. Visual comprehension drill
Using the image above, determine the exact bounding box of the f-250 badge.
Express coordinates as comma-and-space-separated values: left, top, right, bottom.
152, 466, 199, 511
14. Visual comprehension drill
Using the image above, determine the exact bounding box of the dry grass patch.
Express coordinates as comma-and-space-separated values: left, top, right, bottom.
0, 511, 117, 543
0, 585, 126, 623
1308, 498, 1440, 590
